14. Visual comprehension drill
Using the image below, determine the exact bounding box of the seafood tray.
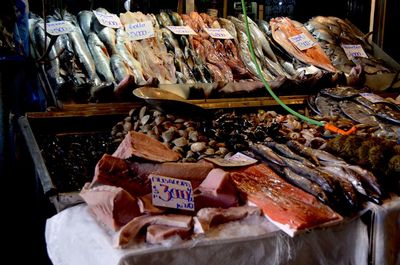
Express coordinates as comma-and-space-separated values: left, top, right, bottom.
18, 110, 129, 211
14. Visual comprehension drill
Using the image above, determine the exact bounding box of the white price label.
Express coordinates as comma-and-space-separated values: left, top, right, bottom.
151, 175, 194, 211
125, 21, 154, 40
341, 44, 368, 59
288, 33, 315, 51
360, 93, 385, 104
93, 10, 122, 28
228, 152, 258, 164
166, 25, 197, 35
39, 21, 74, 36
204, 28, 234, 39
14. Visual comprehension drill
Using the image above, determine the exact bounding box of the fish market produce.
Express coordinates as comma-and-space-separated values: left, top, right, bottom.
305, 16, 394, 76
269, 17, 336, 72
326, 135, 400, 192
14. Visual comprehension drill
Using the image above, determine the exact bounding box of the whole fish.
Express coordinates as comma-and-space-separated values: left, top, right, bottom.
320, 86, 360, 99
286, 140, 320, 165
318, 166, 359, 209
315, 94, 342, 117
63, 12, 101, 86
33, 19, 65, 88
218, 18, 238, 43
311, 149, 346, 165
270, 17, 336, 72
283, 168, 329, 204
169, 11, 184, 26
115, 29, 146, 85
250, 144, 286, 166
265, 141, 315, 168
281, 156, 335, 193
157, 12, 173, 27
93, 9, 118, 55
339, 100, 379, 126
322, 166, 367, 197
110, 54, 132, 83
77, 10, 93, 40
87, 32, 115, 83
238, 14, 277, 63
346, 165, 382, 196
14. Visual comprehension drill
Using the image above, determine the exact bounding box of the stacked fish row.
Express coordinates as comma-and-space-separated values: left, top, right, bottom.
29, 8, 395, 102
308, 86, 400, 140
305, 16, 393, 76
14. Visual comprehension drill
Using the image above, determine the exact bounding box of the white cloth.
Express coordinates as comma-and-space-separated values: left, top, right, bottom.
46, 204, 370, 265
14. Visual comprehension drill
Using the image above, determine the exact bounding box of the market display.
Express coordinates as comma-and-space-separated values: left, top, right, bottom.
36, 95, 388, 248
28, 8, 397, 103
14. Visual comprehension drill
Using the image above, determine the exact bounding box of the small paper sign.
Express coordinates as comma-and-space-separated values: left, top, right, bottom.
166, 25, 197, 35
39, 21, 74, 36
93, 10, 122, 28
228, 152, 258, 164
288, 33, 315, 51
151, 175, 194, 211
125, 21, 154, 40
341, 44, 368, 59
360, 93, 386, 104
204, 28, 234, 39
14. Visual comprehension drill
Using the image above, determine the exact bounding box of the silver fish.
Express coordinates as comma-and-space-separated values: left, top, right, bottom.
63, 12, 101, 86
238, 14, 278, 63
33, 19, 65, 88
265, 141, 315, 168
110, 54, 131, 83
93, 9, 118, 55
87, 32, 115, 83
323, 166, 367, 196
77, 10, 93, 40
169, 12, 184, 26
315, 94, 342, 117
115, 29, 146, 85
250, 144, 286, 166
283, 168, 329, 204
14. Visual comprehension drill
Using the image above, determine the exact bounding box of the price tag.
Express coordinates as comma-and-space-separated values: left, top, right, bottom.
93, 10, 122, 29
228, 152, 258, 164
288, 33, 315, 51
204, 28, 234, 39
360, 93, 386, 104
125, 21, 154, 40
151, 175, 194, 211
341, 44, 368, 59
166, 25, 197, 35
39, 21, 74, 36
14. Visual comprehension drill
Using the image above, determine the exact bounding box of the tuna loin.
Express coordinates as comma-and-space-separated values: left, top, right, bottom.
80, 183, 141, 231
195, 168, 239, 209
90, 154, 214, 196
146, 224, 192, 244
113, 131, 181, 162
117, 214, 193, 247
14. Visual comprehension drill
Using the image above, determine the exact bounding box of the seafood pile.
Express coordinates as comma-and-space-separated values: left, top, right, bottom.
308, 86, 400, 140
111, 104, 400, 215
305, 16, 394, 76
29, 7, 397, 103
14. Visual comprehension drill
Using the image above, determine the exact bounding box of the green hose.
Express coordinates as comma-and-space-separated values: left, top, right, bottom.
240, 0, 324, 127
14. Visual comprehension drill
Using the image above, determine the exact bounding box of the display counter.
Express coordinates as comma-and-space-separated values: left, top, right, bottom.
45, 204, 370, 265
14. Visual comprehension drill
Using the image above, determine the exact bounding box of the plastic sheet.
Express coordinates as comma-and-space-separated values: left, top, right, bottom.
46, 204, 369, 265
369, 196, 400, 265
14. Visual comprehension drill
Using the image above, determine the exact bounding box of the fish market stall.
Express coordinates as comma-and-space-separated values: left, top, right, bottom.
19, 91, 400, 264
28, 8, 399, 109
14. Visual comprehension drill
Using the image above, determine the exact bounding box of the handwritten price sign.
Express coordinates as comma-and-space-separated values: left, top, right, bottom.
93, 10, 122, 29
288, 33, 315, 51
166, 25, 197, 35
341, 44, 368, 60
204, 28, 234, 39
39, 21, 74, 36
151, 175, 194, 211
125, 21, 154, 40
